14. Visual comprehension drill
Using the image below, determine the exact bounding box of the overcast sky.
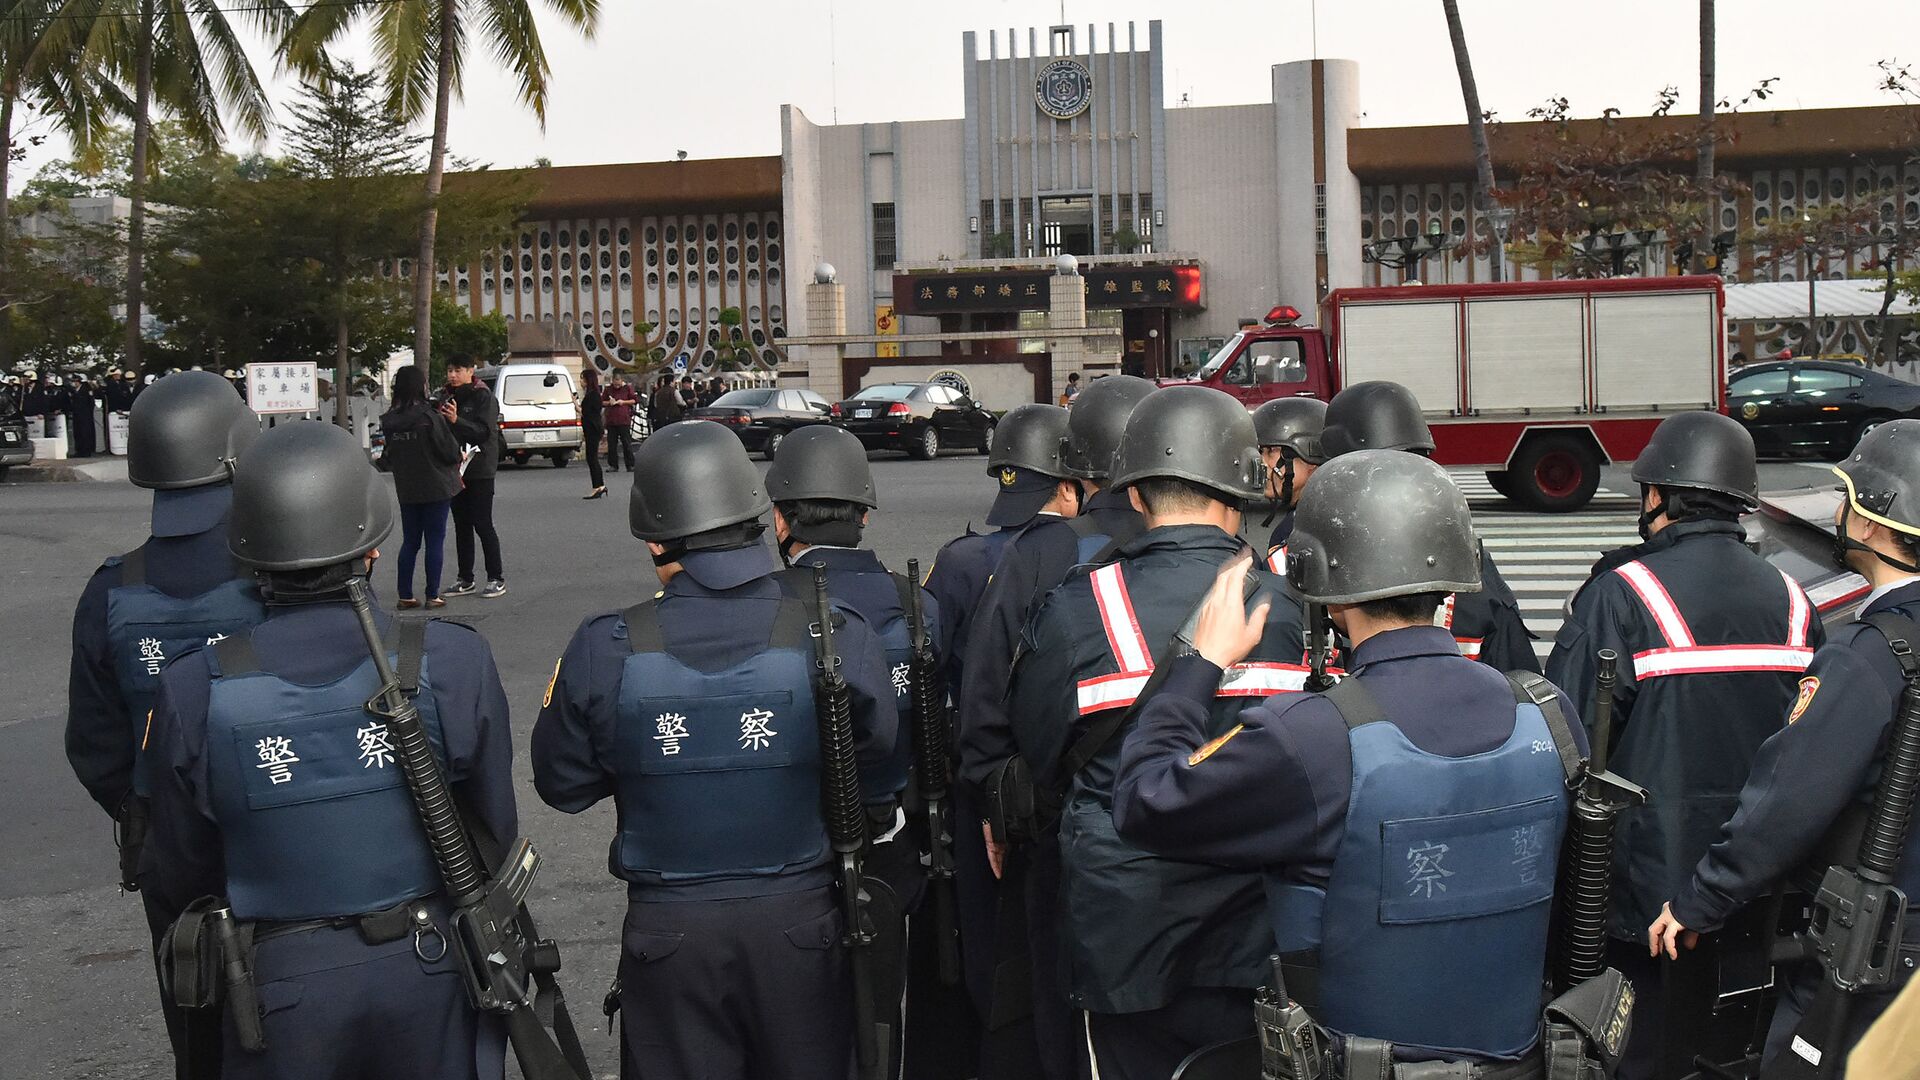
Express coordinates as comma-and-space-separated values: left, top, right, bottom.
10, 0, 1920, 189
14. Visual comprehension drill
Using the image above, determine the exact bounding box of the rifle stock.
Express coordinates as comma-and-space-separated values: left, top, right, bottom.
905, 558, 961, 987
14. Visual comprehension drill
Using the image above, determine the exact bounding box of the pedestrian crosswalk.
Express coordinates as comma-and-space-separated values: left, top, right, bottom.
1449, 470, 1642, 664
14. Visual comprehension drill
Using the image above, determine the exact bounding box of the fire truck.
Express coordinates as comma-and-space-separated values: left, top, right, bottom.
1163, 276, 1728, 512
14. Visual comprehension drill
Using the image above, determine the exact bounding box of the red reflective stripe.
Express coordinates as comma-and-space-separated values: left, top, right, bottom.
1441, 595, 1456, 631
1613, 561, 1694, 647
1090, 564, 1152, 673
1781, 570, 1812, 648
1455, 637, 1484, 658
1630, 644, 1815, 679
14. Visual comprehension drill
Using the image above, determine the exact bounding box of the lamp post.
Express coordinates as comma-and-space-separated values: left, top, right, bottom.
1802, 211, 1819, 357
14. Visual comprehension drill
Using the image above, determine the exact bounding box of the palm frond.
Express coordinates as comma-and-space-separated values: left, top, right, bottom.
187, 0, 274, 140
479, 0, 546, 122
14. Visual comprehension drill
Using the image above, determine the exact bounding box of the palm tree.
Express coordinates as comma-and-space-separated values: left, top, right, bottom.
281, 0, 600, 371
45, 0, 290, 370
1440, 0, 1502, 281
1693, 0, 1715, 271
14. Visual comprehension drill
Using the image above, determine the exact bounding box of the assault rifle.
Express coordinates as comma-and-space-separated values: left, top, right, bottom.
1555, 649, 1648, 992
905, 558, 960, 986
344, 579, 587, 1080
1304, 603, 1335, 693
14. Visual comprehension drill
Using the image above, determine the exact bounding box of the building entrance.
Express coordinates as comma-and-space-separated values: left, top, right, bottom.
1040, 195, 1096, 257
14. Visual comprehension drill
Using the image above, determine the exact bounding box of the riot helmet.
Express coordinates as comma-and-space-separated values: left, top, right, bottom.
128, 370, 260, 489
765, 425, 877, 508
1252, 397, 1329, 463
630, 419, 770, 542
1832, 418, 1920, 573
1109, 385, 1267, 503
229, 422, 393, 571
1630, 411, 1759, 510
1062, 374, 1157, 480
1288, 449, 1481, 604
1320, 381, 1435, 458
988, 404, 1074, 479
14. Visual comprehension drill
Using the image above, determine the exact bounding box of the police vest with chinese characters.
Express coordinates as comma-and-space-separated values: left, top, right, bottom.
106, 548, 266, 798
202, 631, 442, 922
611, 593, 825, 885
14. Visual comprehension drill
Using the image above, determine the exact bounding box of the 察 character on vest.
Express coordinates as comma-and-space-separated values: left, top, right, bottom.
1007, 385, 1306, 1080
1320, 380, 1539, 671
959, 374, 1156, 1080
1549, 410, 1824, 1079
1649, 420, 1920, 1070
531, 419, 900, 1080
1251, 396, 1328, 563
921, 402, 1081, 1034
65, 370, 267, 1080
1112, 449, 1588, 1070
764, 424, 942, 1079
140, 422, 516, 1080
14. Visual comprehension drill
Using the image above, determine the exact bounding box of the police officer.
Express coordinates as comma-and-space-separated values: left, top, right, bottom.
1648, 420, 1920, 1067
1250, 396, 1327, 562
531, 419, 899, 1080
923, 401, 1080, 1025
1007, 385, 1303, 1080
764, 423, 939, 1078
958, 373, 1155, 1080
1110, 450, 1587, 1071
1322, 380, 1539, 672
1548, 410, 1823, 1079
141, 421, 515, 1080
65, 370, 267, 1079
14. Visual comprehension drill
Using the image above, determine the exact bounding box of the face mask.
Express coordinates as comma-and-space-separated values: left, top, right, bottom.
1831, 500, 1920, 575
1637, 497, 1667, 542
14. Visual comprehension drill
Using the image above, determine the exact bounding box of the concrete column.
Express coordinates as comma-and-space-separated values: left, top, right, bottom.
1047, 271, 1087, 404
782, 279, 849, 399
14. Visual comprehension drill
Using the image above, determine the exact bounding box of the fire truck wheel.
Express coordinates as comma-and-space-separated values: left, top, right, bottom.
1509, 434, 1600, 513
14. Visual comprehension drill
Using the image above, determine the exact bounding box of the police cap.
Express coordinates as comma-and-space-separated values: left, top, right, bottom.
229, 422, 392, 571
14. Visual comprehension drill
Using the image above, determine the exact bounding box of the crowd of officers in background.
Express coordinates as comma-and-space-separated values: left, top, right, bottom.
5, 367, 150, 456
58, 366, 1920, 1080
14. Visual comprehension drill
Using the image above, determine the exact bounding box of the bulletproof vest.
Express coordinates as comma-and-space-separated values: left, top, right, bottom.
105, 548, 266, 797
1267, 678, 1569, 1059
612, 595, 826, 882
203, 629, 442, 921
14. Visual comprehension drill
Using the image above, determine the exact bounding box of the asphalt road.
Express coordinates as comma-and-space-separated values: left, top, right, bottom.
0, 451, 1834, 1079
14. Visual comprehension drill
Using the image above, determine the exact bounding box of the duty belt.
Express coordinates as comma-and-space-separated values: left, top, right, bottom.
251, 895, 444, 952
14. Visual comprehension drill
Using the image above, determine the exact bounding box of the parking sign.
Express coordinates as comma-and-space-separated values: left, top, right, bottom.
246, 362, 320, 415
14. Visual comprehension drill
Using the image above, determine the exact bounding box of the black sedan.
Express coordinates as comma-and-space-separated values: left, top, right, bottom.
1729, 360, 1920, 459
686, 387, 833, 459
831, 382, 996, 459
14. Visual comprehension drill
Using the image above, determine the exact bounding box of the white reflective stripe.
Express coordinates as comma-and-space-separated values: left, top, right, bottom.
1630, 645, 1816, 679
1456, 637, 1484, 658
1090, 563, 1152, 673
1076, 671, 1149, 714
1440, 595, 1456, 631
1219, 662, 1313, 696
1781, 570, 1812, 648
1613, 560, 1695, 648
1267, 546, 1288, 575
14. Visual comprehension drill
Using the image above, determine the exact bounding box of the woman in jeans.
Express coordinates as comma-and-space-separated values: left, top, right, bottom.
580, 367, 607, 499
380, 365, 463, 608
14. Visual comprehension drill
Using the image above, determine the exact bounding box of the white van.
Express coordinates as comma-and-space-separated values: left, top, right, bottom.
477, 362, 584, 467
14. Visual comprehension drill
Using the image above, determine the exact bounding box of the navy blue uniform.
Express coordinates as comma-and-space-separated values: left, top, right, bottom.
1008, 525, 1306, 1080
143, 603, 515, 1080
1112, 626, 1585, 1063
531, 545, 898, 1080
1670, 579, 1920, 1065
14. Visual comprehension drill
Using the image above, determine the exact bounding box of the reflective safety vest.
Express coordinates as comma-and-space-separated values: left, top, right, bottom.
1267, 676, 1572, 1059
1613, 559, 1814, 679
612, 595, 826, 883
203, 630, 441, 922
1078, 562, 1317, 714
106, 548, 265, 797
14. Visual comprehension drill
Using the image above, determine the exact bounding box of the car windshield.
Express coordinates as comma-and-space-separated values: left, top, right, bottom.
852, 385, 917, 401
500, 373, 573, 405
1195, 332, 1248, 379
713, 389, 774, 407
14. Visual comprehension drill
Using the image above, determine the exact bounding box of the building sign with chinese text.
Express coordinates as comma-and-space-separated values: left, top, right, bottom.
893, 265, 1203, 315
246, 362, 320, 415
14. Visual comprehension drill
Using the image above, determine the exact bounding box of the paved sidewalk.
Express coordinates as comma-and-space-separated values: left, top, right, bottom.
4, 456, 129, 483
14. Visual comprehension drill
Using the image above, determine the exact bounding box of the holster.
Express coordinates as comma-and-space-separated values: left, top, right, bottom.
1541, 968, 1635, 1080
985, 756, 1061, 845
117, 794, 150, 892
160, 898, 224, 1011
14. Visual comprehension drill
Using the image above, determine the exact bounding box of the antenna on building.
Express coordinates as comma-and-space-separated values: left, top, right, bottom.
828, 0, 839, 124
1311, 0, 1319, 59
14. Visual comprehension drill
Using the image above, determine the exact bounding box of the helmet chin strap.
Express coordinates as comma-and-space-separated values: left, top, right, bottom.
1262, 453, 1295, 528
1832, 501, 1920, 574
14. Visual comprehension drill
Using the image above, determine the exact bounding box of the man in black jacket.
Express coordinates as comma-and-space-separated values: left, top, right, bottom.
439, 355, 507, 599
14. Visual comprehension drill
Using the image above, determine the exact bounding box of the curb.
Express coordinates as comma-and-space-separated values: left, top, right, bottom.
3, 459, 125, 484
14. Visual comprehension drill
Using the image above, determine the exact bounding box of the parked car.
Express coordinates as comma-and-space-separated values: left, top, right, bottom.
1742, 487, 1869, 631
830, 382, 996, 460
477, 362, 583, 467
686, 387, 832, 459
0, 396, 31, 480
1729, 359, 1920, 460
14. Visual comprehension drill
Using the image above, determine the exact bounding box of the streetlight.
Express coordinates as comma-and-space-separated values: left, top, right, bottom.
1802, 211, 1819, 357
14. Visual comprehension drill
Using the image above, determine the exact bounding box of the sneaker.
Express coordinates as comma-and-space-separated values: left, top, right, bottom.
481, 580, 508, 599
444, 580, 477, 597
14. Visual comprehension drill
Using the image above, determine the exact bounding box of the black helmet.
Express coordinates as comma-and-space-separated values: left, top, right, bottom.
630, 420, 770, 542
1321, 381, 1435, 458
1062, 374, 1157, 480
1252, 397, 1329, 464
1288, 450, 1481, 604
128, 370, 260, 489
1109, 385, 1267, 502
1834, 419, 1920, 536
764, 425, 877, 508
1630, 411, 1759, 510
988, 404, 1074, 479
229, 422, 392, 571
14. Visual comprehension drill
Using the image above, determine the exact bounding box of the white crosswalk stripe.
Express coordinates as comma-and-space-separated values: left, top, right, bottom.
1450, 469, 1642, 665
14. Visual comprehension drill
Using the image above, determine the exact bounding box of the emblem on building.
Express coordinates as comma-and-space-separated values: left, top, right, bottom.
931, 370, 974, 397
1035, 59, 1094, 121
